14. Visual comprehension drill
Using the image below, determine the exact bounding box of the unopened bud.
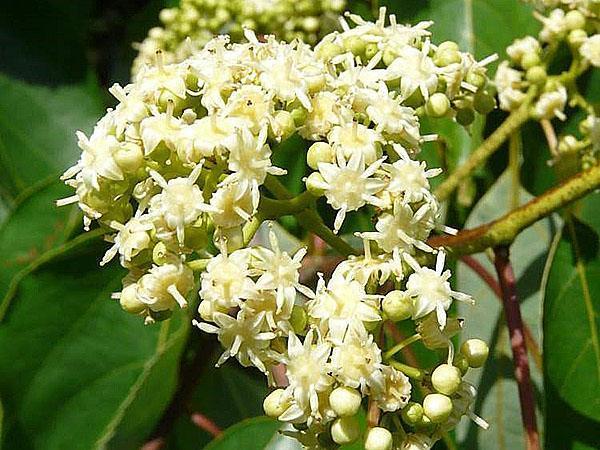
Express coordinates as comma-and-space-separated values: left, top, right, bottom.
290, 305, 308, 334
382, 290, 413, 322
525, 66, 547, 85
307, 142, 334, 169
456, 108, 475, 126
521, 52, 540, 70
270, 110, 296, 141
365, 43, 379, 60
565, 10, 586, 30
330, 386, 362, 417
453, 353, 470, 375
305, 172, 326, 197
401, 402, 424, 426
473, 91, 496, 115
423, 393, 453, 423
431, 364, 462, 395
331, 416, 360, 445
425, 93, 450, 118
568, 29, 587, 48
263, 389, 289, 418
316, 41, 344, 61
344, 36, 366, 55
115, 142, 144, 172
119, 284, 145, 314
364, 427, 393, 450
460, 339, 489, 368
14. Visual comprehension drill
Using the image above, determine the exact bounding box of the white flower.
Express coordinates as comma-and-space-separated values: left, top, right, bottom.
383, 146, 441, 203
195, 311, 276, 373
174, 115, 237, 163
200, 247, 257, 309
209, 183, 255, 229
537, 8, 568, 42
580, 34, 600, 67
101, 216, 153, 266
387, 42, 439, 100
137, 261, 194, 311
139, 106, 183, 155
506, 36, 541, 63
365, 83, 421, 140
302, 92, 351, 139
534, 86, 567, 120
405, 252, 473, 328
148, 164, 218, 243
315, 149, 387, 232
494, 61, 526, 111
279, 330, 334, 421
328, 122, 383, 165
224, 85, 275, 133
373, 366, 411, 412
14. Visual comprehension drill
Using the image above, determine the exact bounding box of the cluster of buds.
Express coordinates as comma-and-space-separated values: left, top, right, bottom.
132, 0, 346, 76
495, 0, 599, 166
60, 9, 495, 449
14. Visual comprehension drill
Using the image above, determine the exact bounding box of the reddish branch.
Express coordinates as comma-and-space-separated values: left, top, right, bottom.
493, 246, 540, 450
191, 412, 223, 437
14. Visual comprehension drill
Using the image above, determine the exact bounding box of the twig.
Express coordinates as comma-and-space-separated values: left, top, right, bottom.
191, 412, 223, 437
540, 119, 558, 157
460, 256, 543, 371
430, 163, 600, 256
493, 246, 540, 450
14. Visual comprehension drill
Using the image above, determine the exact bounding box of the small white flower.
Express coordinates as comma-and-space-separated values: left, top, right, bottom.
494, 61, 526, 111
383, 146, 441, 203
137, 261, 194, 311
174, 115, 237, 163
580, 34, 600, 67
209, 183, 255, 229
101, 216, 153, 266
373, 365, 411, 412
506, 36, 541, 63
537, 8, 568, 42
139, 106, 183, 155
328, 122, 383, 165
534, 86, 567, 120
387, 42, 439, 100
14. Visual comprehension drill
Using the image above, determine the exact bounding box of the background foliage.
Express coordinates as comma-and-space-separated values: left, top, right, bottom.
0, 1, 598, 449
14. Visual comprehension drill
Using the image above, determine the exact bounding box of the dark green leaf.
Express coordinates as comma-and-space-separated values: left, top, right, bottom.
203, 417, 283, 450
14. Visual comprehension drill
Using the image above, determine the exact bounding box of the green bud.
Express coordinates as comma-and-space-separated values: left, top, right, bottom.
270, 110, 296, 141
434, 49, 462, 67
114, 142, 144, 173
365, 43, 379, 60
525, 66, 547, 85
305, 172, 327, 197
382, 290, 413, 322
344, 36, 366, 55
263, 389, 289, 418
466, 71, 487, 90
290, 305, 308, 334
290, 107, 308, 127
437, 41, 460, 53
565, 10, 586, 30
330, 386, 362, 417
331, 416, 360, 445
568, 29, 587, 48
152, 242, 169, 265
460, 339, 489, 368
425, 93, 450, 118
382, 48, 398, 66
119, 284, 145, 315
423, 393, 453, 423
401, 401, 424, 426
521, 52, 540, 70
473, 91, 496, 115
307, 142, 334, 169
456, 108, 475, 126
453, 353, 470, 375
316, 41, 344, 61
364, 427, 393, 450
431, 364, 462, 395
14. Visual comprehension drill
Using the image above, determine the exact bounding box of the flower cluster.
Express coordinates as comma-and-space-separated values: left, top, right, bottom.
132, 0, 345, 76
494, 1, 599, 169
60, 9, 494, 449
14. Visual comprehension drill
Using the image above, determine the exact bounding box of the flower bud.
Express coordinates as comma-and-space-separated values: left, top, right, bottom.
153, 242, 170, 265
331, 416, 361, 445
460, 339, 489, 368
344, 35, 366, 55
473, 91, 496, 115
382, 48, 398, 66
316, 41, 344, 61
425, 93, 450, 118
565, 10, 586, 30
437, 41, 459, 53
305, 172, 326, 197
307, 142, 334, 169
525, 66, 547, 85
365, 43, 379, 60
364, 427, 393, 450
119, 283, 146, 314
114, 142, 144, 173
453, 353, 470, 375
401, 401, 424, 426
434, 49, 461, 67
466, 71, 487, 90
270, 110, 296, 141
263, 389, 289, 418
568, 29, 587, 48
455, 108, 475, 126
382, 290, 413, 322
423, 393, 453, 423
290, 107, 308, 127
290, 305, 308, 334
521, 52, 540, 70
330, 386, 362, 417
431, 364, 462, 395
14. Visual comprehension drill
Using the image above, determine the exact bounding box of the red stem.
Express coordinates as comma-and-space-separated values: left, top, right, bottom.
191, 412, 223, 437
493, 246, 540, 450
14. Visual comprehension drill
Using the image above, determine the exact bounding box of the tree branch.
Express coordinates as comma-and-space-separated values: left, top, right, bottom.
493, 246, 540, 450
430, 163, 600, 256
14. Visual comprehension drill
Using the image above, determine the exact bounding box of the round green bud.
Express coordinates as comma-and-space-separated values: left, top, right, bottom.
456, 108, 475, 126
418, 413, 433, 429
437, 41, 460, 53
263, 389, 289, 418
453, 353, 470, 375
364, 427, 393, 450
382, 290, 413, 322
316, 41, 344, 61
114, 142, 144, 172
401, 401, 424, 426
460, 339, 489, 368
473, 91, 496, 115
434, 49, 462, 67
330, 386, 362, 417
307, 142, 334, 170
466, 71, 487, 90
290, 305, 308, 334
565, 10, 586, 30
331, 416, 361, 445
521, 52, 541, 70
159, 8, 177, 24
344, 35, 366, 55
568, 29, 588, 48
305, 172, 327, 197
425, 93, 451, 118
290, 107, 308, 127
525, 66, 547, 85
365, 43, 379, 60
119, 284, 145, 315
152, 242, 169, 265
423, 393, 453, 423
271, 110, 296, 141
382, 48, 398, 66
431, 364, 462, 395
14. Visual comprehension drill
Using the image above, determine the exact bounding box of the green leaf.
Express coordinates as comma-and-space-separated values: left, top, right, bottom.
203, 417, 283, 450
455, 171, 559, 449
543, 216, 600, 422
0, 243, 189, 450
0, 73, 103, 199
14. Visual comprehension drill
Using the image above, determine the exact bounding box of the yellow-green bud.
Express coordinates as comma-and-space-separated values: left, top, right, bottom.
271, 110, 296, 141
437, 41, 460, 53
290, 305, 308, 334
119, 284, 145, 314
453, 353, 470, 375
365, 43, 379, 60
152, 242, 170, 265
290, 107, 307, 127
382, 48, 398, 66
466, 71, 487, 90
302, 16, 320, 33
423, 393, 453, 423
456, 108, 475, 126
364, 427, 393, 450
434, 49, 461, 67
263, 389, 289, 418
316, 41, 344, 61
305, 172, 326, 197
521, 52, 540, 70
473, 91, 496, 115
565, 10, 586, 30
331, 416, 360, 445
460, 339, 489, 368
425, 93, 450, 118
115, 142, 144, 172
401, 402, 424, 426
525, 66, 547, 85
431, 364, 462, 395
329, 386, 362, 417
344, 36, 366, 55
307, 142, 334, 169
382, 290, 413, 322
568, 29, 587, 48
